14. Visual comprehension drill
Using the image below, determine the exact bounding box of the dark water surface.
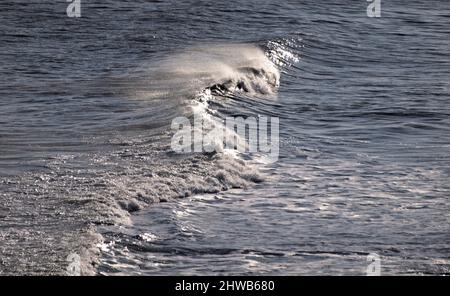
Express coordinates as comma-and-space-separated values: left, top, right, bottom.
1, 0, 449, 275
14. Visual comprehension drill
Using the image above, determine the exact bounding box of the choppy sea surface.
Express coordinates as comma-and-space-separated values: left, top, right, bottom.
1, 0, 449, 275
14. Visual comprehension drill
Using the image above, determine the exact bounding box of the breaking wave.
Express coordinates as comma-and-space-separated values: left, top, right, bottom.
0, 40, 300, 275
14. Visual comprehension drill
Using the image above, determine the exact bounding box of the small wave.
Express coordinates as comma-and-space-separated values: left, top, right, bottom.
137, 43, 281, 100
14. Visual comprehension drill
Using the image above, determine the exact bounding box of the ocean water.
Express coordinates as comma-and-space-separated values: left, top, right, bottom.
1, 0, 449, 275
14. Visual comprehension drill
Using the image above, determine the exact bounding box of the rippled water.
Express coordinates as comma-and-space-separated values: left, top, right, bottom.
1, 0, 449, 275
